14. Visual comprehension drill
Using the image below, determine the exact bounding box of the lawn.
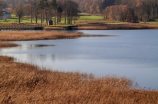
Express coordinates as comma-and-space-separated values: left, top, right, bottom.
105, 22, 128, 24
140, 19, 158, 24
0, 14, 42, 24
78, 15, 104, 21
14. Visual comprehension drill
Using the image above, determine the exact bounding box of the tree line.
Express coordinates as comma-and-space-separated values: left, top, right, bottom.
72, 0, 158, 22
0, 0, 79, 24
1, 0, 158, 23
102, 0, 158, 22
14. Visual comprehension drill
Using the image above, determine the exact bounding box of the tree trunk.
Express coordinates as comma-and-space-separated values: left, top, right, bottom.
31, 13, 32, 23
19, 17, 21, 23
65, 11, 66, 24
41, 9, 43, 26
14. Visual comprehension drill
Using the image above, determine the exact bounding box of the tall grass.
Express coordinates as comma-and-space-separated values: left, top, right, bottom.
0, 56, 158, 104
0, 42, 18, 47
0, 31, 81, 41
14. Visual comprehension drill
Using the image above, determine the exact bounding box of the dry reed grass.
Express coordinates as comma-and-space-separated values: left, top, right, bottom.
0, 56, 158, 104
76, 23, 158, 30
0, 42, 18, 48
0, 31, 81, 41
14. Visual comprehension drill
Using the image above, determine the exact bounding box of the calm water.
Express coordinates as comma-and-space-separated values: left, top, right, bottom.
0, 30, 158, 89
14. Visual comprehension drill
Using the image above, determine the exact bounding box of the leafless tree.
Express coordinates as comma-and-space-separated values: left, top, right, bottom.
0, 1, 3, 16
14, 3, 25, 23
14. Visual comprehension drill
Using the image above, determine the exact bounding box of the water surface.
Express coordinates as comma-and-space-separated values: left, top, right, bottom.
1, 30, 158, 89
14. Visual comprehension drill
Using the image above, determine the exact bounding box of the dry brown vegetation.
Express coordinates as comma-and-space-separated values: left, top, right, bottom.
43, 23, 158, 30
0, 42, 18, 48
0, 56, 158, 104
0, 31, 81, 41
76, 23, 158, 30
0, 31, 158, 103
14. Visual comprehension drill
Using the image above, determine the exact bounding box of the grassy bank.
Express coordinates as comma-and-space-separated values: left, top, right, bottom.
43, 23, 158, 30
0, 31, 81, 41
0, 56, 158, 103
0, 42, 18, 48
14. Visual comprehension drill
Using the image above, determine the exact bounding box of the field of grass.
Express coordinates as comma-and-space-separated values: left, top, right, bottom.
0, 14, 42, 24
140, 19, 158, 24
0, 55, 158, 103
78, 15, 104, 21
47, 24, 76, 27
105, 22, 128, 24
78, 13, 91, 16
0, 13, 103, 25
1, 13, 158, 26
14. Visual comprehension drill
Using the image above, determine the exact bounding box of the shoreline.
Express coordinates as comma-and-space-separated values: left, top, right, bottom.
1, 23, 158, 31
0, 31, 158, 103
0, 56, 158, 103
44, 23, 158, 30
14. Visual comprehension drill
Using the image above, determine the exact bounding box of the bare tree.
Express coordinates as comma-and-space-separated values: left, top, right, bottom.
37, 0, 44, 25
27, 0, 35, 23
0, 1, 3, 17
14, 3, 25, 23
61, 0, 79, 24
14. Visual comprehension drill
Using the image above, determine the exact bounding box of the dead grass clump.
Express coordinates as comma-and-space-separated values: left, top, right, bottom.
0, 31, 81, 41
0, 42, 18, 48
0, 56, 158, 104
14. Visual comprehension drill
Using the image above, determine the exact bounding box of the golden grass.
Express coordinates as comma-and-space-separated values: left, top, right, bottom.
77, 23, 158, 30
76, 23, 158, 30
0, 31, 81, 41
0, 56, 158, 104
0, 42, 18, 48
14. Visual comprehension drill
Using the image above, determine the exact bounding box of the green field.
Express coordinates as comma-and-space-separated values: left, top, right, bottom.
105, 22, 128, 24
1, 13, 158, 25
78, 15, 104, 21
140, 19, 158, 24
47, 24, 76, 27
0, 14, 41, 24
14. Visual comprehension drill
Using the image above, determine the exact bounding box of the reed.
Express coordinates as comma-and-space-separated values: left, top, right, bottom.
0, 31, 81, 41
0, 42, 18, 48
0, 56, 158, 104
76, 23, 158, 30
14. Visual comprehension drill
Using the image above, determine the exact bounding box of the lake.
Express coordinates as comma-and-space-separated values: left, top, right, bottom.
0, 30, 158, 89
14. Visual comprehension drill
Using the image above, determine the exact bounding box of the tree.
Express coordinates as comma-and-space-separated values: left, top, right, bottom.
14, 3, 24, 23
66, 0, 79, 24
0, 1, 3, 16
50, 0, 57, 24
27, 0, 35, 23
57, 5, 63, 23
37, 0, 45, 25
33, 0, 39, 24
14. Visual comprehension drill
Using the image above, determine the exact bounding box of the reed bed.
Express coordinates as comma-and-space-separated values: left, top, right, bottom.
76, 23, 158, 30
0, 42, 18, 48
0, 56, 158, 104
0, 31, 81, 41
43, 23, 158, 30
